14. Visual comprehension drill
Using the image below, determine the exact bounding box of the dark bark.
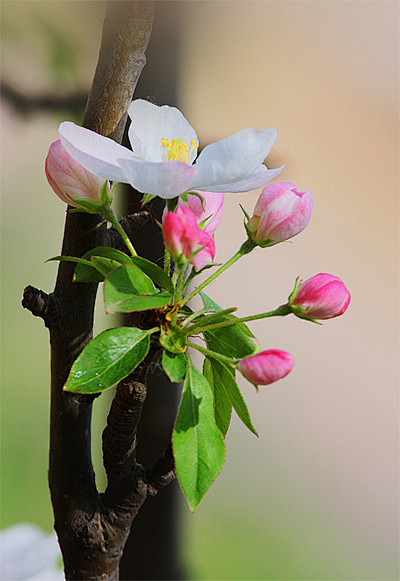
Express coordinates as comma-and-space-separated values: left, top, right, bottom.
21, 3, 183, 580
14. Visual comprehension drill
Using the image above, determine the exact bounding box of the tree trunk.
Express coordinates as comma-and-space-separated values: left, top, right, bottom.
22, 3, 180, 579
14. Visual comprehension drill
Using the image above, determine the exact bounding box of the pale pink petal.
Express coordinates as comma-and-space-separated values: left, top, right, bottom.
190, 230, 215, 271
249, 183, 313, 245
187, 191, 224, 236
58, 121, 136, 183
45, 140, 108, 210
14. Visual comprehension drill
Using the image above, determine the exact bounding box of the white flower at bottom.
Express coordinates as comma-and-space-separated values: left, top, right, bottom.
58, 99, 284, 199
0, 524, 63, 580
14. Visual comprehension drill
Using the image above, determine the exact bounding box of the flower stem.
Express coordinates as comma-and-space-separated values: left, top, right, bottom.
185, 304, 292, 335
101, 206, 137, 257
187, 341, 235, 366
182, 269, 196, 293
174, 270, 185, 305
164, 248, 171, 275
167, 197, 179, 212
180, 238, 256, 307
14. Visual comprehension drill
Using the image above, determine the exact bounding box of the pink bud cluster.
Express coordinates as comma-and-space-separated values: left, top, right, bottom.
46, 140, 110, 211
162, 205, 216, 271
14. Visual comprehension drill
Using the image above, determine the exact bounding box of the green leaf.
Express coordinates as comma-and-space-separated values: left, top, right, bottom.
104, 265, 172, 314
162, 350, 187, 382
91, 256, 125, 278
209, 359, 258, 437
200, 293, 258, 358
131, 256, 174, 294
141, 193, 156, 205
64, 327, 153, 394
203, 359, 232, 437
239, 203, 250, 221
73, 247, 132, 283
47, 255, 93, 266
173, 359, 225, 510
160, 323, 187, 354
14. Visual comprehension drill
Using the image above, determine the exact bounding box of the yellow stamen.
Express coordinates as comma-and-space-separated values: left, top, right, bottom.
161, 137, 198, 164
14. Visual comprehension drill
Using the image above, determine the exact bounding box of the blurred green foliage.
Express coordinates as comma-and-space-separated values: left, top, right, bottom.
32, 10, 80, 87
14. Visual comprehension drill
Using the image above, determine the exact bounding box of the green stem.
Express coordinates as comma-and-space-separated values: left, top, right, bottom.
164, 248, 171, 275
185, 304, 292, 335
180, 239, 256, 307
187, 341, 235, 366
166, 197, 179, 212
183, 307, 237, 333
182, 268, 196, 293
179, 309, 210, 327
174, 270, 185, 305
102, 206, 137, 257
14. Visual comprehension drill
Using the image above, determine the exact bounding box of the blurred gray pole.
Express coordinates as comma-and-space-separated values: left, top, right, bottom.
119, 4, 185, 579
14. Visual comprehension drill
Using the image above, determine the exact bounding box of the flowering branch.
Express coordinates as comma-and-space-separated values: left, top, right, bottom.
25, 2, 351, 572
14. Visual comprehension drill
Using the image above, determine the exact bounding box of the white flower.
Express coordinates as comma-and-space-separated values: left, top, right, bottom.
58, 99, 284, 199
0, 524, 64, 580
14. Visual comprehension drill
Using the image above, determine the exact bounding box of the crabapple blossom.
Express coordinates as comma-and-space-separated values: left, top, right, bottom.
45, 140, 111, 212
238, 349, 294, 385
246, 182, 313, 247
162, 205, 215, 271
289, 273, 350, 320
58, 99, 284, 199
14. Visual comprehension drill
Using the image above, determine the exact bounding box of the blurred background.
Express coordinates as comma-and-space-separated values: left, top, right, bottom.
1, 1, 398, 579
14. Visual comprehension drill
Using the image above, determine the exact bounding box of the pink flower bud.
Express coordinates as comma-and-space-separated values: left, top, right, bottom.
45, 140, 110, 211
238, 349, 294, 386
162, 191, 224, 236
162, 205, 215, 271
185, 191, 224, 236
246, 182, 313, 247
290, 273, 350, 320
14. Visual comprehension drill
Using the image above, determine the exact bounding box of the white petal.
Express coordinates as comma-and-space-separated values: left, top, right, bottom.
190, 127, 277, 190
128, 100, 198, 162
118, 158, 197, 199
59, 122, 136, 182
0, 524, 62, 580
195, 164, 285, 193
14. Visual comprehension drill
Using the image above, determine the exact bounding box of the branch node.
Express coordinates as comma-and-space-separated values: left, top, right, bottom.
146, 443, 176, 496
103, 376, 147, 495
22, 285, 61, 328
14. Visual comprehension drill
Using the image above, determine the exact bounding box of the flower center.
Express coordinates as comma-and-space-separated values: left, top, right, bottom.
161, 138, 198, 164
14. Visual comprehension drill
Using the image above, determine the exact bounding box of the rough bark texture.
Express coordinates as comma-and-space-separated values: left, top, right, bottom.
21, 3, 180, 580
